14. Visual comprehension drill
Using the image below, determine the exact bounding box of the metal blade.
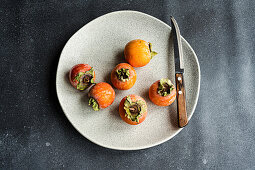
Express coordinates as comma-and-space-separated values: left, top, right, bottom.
170, 16, 184, 73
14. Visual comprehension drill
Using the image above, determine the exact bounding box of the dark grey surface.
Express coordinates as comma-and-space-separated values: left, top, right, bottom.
0, 0, 254, 169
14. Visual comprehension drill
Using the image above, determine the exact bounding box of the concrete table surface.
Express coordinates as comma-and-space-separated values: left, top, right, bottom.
0, 0, 254, 169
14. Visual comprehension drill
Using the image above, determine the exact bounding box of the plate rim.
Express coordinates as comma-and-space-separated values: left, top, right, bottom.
56, 10, 201, 150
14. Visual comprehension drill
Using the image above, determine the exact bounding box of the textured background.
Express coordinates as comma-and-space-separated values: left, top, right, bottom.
0, 0, 254, 169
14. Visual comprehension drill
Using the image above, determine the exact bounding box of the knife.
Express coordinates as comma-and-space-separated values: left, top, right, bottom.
170, 16, 188, 128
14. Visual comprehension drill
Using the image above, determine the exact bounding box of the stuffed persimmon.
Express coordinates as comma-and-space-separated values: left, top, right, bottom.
124, 39, 157, 67
88, 82, 115, 111
149, 78, 176, 106
119, 94, 147, 125
111, 63, 137, 90
69, 64, 95, 90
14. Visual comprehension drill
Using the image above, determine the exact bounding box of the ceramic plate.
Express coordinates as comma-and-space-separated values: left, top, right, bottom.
56, 11, 200, 150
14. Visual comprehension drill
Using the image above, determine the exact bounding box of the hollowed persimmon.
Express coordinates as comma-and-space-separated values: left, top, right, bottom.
69, 64, 95, 90
119, 94, 147, 125
149, 78, 176, 106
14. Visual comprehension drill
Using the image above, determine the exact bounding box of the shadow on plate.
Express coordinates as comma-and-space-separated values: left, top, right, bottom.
169, 101, 178, 128
109, 103, 122, 120
141, 86, 178, 128
103, 50, 126, 85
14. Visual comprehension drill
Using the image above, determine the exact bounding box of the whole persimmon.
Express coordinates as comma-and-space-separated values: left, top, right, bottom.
111, 63, 137, 90
88, 82, 115, 111
124, 39, 157, 67
119, 94, 147, 125
69, 64, 95, 90
149, 78, 176, 106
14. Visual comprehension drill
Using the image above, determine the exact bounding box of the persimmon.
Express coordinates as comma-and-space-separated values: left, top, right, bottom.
111, 63, 137, 90
88, 82, 115, 111
124, 39, 157, 67
119, 94, 147, 125
69, 64, 95, 90
149, 78, 176, 106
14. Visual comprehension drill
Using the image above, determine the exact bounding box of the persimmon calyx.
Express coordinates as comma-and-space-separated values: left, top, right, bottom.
116, 68, 130, 82
157, 78, 174, 97
124, 96, 146, 123
88, 97, 99, 111
148, 42, 158, 59
74, 67, 95, 90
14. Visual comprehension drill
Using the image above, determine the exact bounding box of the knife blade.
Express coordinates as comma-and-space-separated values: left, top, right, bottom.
170, 16, 188, 128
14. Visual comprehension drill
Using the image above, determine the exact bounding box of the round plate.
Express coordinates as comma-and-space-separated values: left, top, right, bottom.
56, 11, 200, 150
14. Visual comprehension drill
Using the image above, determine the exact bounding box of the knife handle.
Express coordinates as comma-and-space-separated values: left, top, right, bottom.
175, 73, 188, 128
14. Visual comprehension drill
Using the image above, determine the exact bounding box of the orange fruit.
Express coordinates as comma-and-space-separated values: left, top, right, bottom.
124, 39, 157, 67
111, 63, 137, 90
88, 82, 115, 111
149, 78, 176, 106
69, 64, 95, 90
119, 94, 147, 125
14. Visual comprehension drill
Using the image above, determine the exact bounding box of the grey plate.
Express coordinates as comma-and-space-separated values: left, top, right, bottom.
56, 11, 200, 150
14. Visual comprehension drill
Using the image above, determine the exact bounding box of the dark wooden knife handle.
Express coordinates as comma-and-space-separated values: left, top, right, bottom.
175, 73, 188, 127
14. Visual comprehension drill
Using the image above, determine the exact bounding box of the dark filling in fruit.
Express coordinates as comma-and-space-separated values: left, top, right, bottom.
157, 78, 174, 97
129, 104, 140, 116
83, 74, 93, 83
74, 67, 95, 90
124, 96, 146, 123
162, 83, 171, 93
116, 68, 130, 82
